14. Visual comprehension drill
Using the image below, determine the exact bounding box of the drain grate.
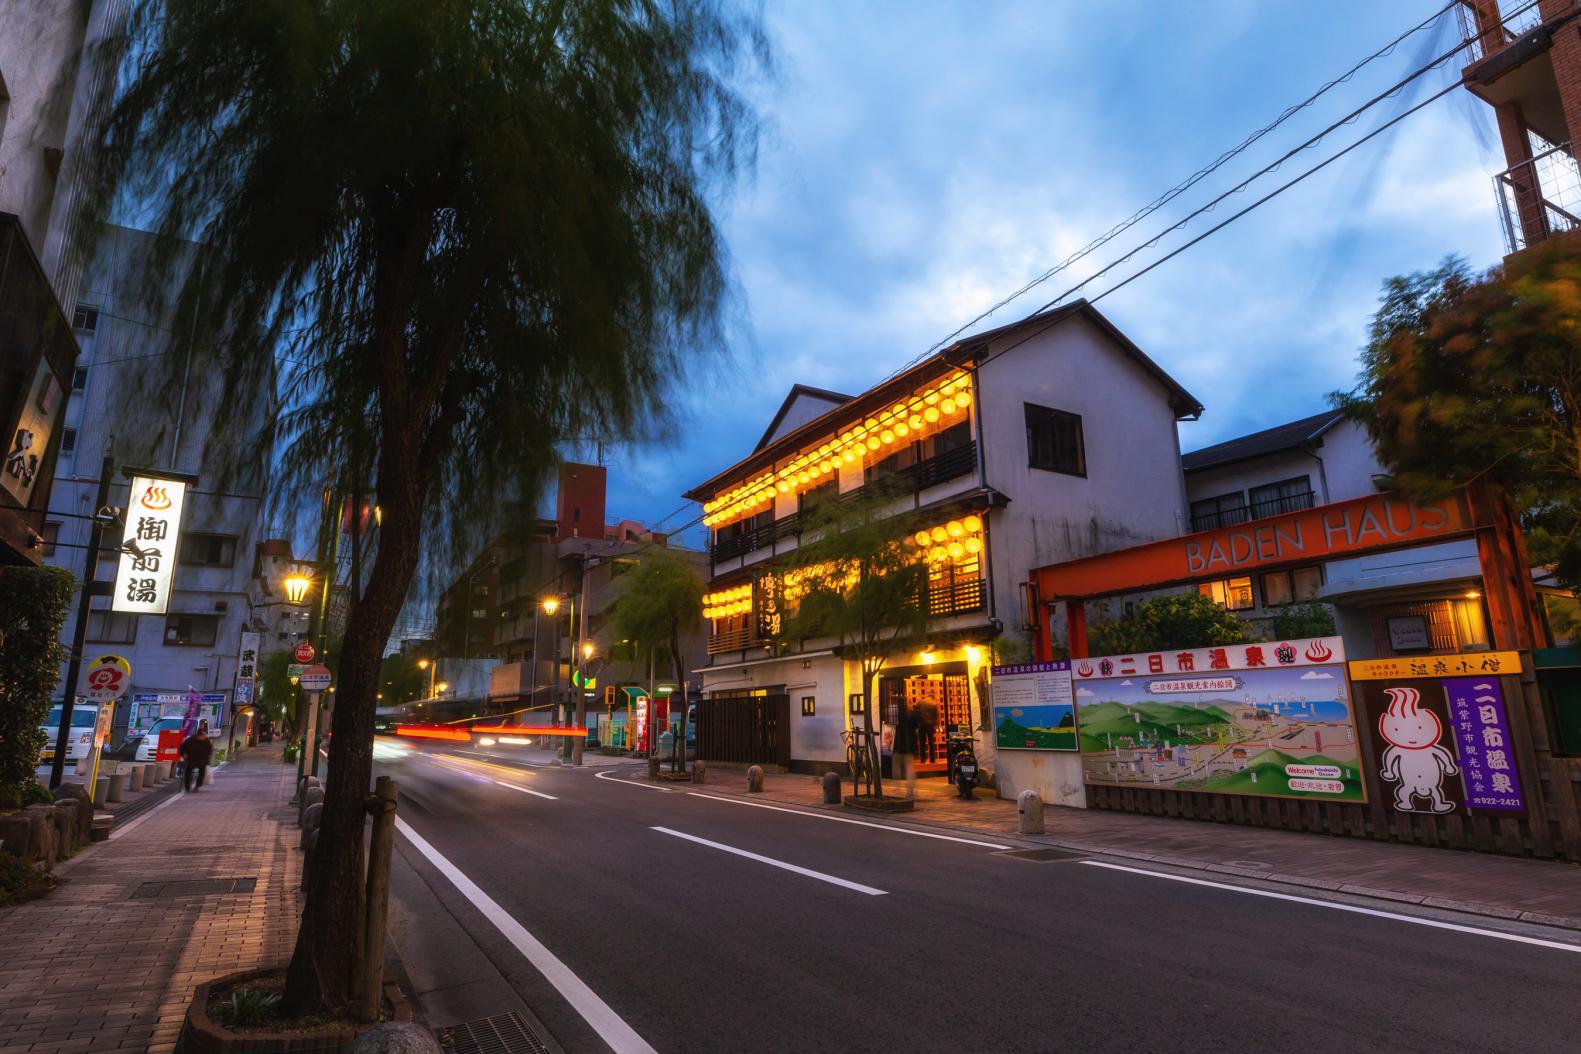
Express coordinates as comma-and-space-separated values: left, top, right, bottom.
995, 847, 1087, 862
443, 1011, 553, 1054
132, 876, 258, 898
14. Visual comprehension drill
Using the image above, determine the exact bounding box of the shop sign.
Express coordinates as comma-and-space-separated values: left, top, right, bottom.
991, 661, 1076, 751
1075, 636, 1364, 802
1073, 636, 1344, 680
1444, 677, 1524, 812
131, 691, 225, 734
112, 475, 188, 615
1348, 651, 1522, 681
83, 654, 132, 703
0, 360, 63, 507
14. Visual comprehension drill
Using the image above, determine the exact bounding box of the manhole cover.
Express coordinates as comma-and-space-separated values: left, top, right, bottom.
995, 848, 1086, 862
444, 1011, 553, 1054
132, 877, 258, 898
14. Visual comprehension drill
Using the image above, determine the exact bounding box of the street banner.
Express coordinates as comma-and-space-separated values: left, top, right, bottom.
181, 686, 204, 737
1444, 677, 1525, 812
112, 475, 188, 615
991, 661, 1076, 751
1075, 636, 1365, 801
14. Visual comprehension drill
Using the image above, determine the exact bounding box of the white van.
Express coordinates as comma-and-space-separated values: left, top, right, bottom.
134, 717, 186, 762
38, 704, 100, 764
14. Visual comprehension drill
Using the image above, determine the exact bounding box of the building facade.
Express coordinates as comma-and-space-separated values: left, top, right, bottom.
686, 302, 1200, 801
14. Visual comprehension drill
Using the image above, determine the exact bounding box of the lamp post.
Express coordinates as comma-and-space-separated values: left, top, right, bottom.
280, 564, 317, 793
542, 594, 574, 758
417, 657, 438, 701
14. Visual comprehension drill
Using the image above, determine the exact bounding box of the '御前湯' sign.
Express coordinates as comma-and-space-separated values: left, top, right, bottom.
1074, 637, 1366, 802
992, 661, 1076, 751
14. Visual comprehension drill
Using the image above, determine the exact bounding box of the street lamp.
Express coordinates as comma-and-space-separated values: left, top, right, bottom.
581, 641, 595, 661
282, 572, 313, 605
436, 681, 449, 696
417, 657, 438, 700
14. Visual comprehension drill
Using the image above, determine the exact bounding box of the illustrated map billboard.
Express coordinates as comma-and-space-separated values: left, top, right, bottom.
1074, 636, 1365, 802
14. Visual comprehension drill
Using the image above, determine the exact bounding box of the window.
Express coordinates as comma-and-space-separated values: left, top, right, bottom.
86, 609, 137, 644
864, 442, 919, 484
470, 608, 487, 619
1199, 577, 1254, 611
60, 428, 76, 455
164, 613, 219, 646
925, 421, 971, 458
1189, 492, 1249, 532
71, 305, 99, 333
799, 478, 837, 514
72, 366, 88, 391
1248, 476, 1315, 518
41, 520, 60, 558
1260, 566, 1323, 607
1025, 403, 1086, 476
801, 696, 816, 716
179, 533, 237, 567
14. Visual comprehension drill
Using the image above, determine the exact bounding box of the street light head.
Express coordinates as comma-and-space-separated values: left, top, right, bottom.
289, 675, 300, 686
581, 641, 595, 660
436, 681, 449, 694
541, 596, 560, 615
283, 573, 313, 605
417, 658, 430, 670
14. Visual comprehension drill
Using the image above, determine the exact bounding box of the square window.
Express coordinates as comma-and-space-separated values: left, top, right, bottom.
41, 520, 60, 558
72, 366, 88, 391
1291, 566, 1323, 599
1261, 571, 1294, 608
60, 428, 76, 455
801, 696, 816, 716
179, 533, 237, 567
1025, 403, 1086, 476
1199, 577, 1254, 611
164, 613, 219, 646
72, 305, 99, 333
87, 609, 137, 644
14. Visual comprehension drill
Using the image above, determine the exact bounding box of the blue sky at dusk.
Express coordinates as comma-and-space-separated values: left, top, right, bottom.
592, 2, 1506, 547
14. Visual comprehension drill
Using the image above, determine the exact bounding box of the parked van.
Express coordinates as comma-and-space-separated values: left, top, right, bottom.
38, 704, 100, 764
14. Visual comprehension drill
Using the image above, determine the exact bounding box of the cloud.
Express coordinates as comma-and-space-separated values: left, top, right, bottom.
1300, 671, 1335, 680
1076, 687, 1096, 698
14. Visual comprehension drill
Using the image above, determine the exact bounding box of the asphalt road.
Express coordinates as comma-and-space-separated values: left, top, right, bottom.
376, 739, 1581, 1054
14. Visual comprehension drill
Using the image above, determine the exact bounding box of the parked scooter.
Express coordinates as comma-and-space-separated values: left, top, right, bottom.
947, 727, 981, 800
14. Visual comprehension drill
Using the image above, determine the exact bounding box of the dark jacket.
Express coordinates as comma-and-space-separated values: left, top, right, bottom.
179, 734, 213, 767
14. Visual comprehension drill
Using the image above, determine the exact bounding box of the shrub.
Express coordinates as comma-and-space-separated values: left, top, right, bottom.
0, 566, 75, 797
1087, 592, 1256, 656
1266, 600, 1337, 641
219, 986, 282, 1028
0, 852, 57, 907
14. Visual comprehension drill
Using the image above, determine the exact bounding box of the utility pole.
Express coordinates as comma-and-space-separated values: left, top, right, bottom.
572, 555, 591, 766
52, 451, 115, 790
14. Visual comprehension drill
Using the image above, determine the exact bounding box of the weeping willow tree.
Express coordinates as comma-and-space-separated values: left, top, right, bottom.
78, 0, 765, 1013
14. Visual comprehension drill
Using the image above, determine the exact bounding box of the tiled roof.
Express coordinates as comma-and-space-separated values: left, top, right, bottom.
1181, 409, 1345, 472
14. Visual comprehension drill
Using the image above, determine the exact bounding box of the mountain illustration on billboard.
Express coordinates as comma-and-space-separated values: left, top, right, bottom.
1076, 699, 1237, 753
995, 706, 1076, 750
1195, 749, 1364, 800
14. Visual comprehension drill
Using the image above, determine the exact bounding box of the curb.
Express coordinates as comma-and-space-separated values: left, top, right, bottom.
685, 776, 1581, 935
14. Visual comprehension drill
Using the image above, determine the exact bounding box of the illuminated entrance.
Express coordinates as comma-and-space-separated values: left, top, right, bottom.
878, 663, 972, 776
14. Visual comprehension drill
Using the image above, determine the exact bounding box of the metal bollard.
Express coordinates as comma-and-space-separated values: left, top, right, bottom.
648, 756, 661, 780
822, 771, 842, 805
105, 773, 125, 803
747, 765, 764, 793
1017, 789, 1045, 835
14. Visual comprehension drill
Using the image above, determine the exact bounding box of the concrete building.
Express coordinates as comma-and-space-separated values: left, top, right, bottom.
45, 225, 270, 741
685, 301, 1200, 801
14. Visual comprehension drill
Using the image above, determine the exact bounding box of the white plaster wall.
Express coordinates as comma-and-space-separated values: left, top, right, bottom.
1184, 450, 1317, 508
1183, 420, 1382, 508
761, 392, 847, 449
993, 751, 1087, 809
1314, 420, 1385, 502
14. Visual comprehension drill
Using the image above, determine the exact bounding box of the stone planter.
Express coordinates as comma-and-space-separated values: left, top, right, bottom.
843, 795, 915, 814
180, 968, 412, 1054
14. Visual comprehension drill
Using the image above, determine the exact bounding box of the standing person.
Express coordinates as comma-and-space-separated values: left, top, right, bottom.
893, 703, 916, 799
180, 720, 214, 792
915, 696, 940, 765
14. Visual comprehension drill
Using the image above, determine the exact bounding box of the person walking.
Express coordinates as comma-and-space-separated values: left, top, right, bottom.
179, 720, 214, 792
914, 696, 940, 765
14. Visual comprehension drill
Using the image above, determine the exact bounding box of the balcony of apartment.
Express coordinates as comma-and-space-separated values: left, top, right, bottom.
1459, 1, 1568, 151
1494, 137, 1581, 252
1190, 488, 1316, 534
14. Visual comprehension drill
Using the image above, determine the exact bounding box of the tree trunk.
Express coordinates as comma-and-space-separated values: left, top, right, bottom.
283, 491, 421, 1014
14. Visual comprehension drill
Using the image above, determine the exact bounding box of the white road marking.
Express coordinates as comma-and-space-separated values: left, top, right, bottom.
594, 768, 670, 791
650, 826, 887, 896
686, 792, 1012, 850
396, 817, 658, 1054
1082, 860, 1581, 954
494, 779, 557, 801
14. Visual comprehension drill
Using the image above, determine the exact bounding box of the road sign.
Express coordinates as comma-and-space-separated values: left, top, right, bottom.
293, 641, 316, 663
299, 664, 332, 692
83, 654, 132, 703
288, 663, 305, 679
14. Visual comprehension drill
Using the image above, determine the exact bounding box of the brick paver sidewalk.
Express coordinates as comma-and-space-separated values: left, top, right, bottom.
0, 745, 304, 1053
715, 769, 1581, 928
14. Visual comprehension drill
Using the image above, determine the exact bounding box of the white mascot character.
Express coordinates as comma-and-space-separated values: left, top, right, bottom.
1378, 686, 1458, 813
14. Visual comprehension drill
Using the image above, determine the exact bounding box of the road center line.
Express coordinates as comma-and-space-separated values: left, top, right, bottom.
494, 779, 557, 800
650, 826, 887, 896
1082, 860, 1581, 954
396, 817, 657, 1054
686, 792, 1011, 850
594, 768, 670, 791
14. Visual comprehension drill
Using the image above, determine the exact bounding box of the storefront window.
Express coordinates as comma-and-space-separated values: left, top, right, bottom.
1260, 566, 1323, 606
1199, 576, 1254, 611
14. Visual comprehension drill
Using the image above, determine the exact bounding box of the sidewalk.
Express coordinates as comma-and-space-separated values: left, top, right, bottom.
0, 745, 304, 1053
710, 769, 1581, 929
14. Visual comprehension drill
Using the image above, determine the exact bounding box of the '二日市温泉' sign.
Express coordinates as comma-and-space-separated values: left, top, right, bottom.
112, 475, 188, 615
1072, 636, 1344, 680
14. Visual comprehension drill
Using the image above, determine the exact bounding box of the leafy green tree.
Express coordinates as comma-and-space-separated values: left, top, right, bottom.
257, 650, 295, 736
1335, 245, 1581, 593
81, 0, 763, 1013
1265, 600, 1336, 641
0, 567, 74, 803
608, 549, 704, 772
1087, 593, 1255, 656
780, 489, 932, 799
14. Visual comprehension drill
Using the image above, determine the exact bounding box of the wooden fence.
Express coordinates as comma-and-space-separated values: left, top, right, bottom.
696, 694, 792, 769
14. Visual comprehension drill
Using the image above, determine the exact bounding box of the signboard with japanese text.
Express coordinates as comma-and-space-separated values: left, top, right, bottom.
1386, 615, 1431, 653
111, 475, 189, 615
992, 661, 1077, 751
1074, 637, 1365, 802
1358, 676, 1527, 816
130, 692, 226, 735
1348, 651, 1523, 681
1, 360, 63, 507
234, 631, 260, 708
156, 729, 183, 763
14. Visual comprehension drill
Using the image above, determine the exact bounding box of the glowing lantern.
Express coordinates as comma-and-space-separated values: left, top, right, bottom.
881, 430, 895, 445
924, 406, 940, 423
929, 546, 948, 563
964, 514, 982, 532
908, 415, 923, 430
956, 390, 972, 408
913, 530, 931, 547
964, 537, 982, 554
946, 520, 964, 537
930, 526, 947, 543
894, 422, 909, 438
948, 542, 965, 559
942, 398, 958, 415
866, 436, 881, 451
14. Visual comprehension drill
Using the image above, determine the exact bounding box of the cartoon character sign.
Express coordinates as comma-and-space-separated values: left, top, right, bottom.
1377, 686, 1459, 813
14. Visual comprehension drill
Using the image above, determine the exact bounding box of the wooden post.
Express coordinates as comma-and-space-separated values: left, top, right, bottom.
358, 776, 399, 1023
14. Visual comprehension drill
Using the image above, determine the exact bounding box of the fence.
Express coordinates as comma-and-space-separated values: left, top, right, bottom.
696, 693, 791, 768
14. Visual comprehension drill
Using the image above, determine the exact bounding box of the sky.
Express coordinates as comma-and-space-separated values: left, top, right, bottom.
586, 1, 1508, 549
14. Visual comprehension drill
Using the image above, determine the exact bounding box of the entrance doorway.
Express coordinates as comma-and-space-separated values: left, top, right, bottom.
879, 664, 971, 776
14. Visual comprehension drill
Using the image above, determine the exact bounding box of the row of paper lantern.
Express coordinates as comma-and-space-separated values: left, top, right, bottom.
702, 583, 752, 620
701, 373, 974, 528
908, 514, 984, 565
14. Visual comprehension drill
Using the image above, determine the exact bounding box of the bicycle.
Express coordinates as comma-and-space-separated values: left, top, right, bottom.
842, 726, 878, 797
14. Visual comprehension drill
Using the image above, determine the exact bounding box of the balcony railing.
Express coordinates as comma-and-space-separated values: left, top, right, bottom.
707, 623, 759, 655
925, 575, 985, 617
1456, 0, 1544, 64
1190, 490, 1315, 533
1494, 140, 1581, 254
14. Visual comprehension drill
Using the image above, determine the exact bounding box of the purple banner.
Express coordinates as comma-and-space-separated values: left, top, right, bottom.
180, 687, 204, 738
1444, 676, 1524, 813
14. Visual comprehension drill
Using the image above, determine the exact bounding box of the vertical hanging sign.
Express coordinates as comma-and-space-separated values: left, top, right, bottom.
112, 475, 188, 614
